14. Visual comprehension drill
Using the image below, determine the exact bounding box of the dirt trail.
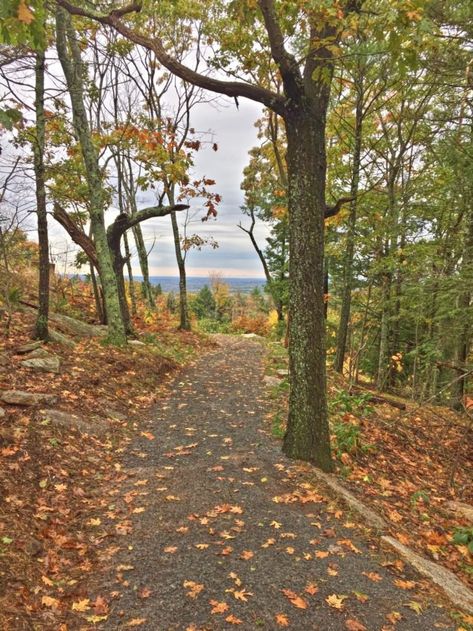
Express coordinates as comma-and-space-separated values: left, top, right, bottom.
97, 336, 455, 630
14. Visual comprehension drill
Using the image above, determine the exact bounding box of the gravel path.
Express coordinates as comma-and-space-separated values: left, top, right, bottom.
99, 335, 455, 630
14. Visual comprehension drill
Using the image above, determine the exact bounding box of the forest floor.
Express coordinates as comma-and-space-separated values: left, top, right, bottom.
1, 323, 472, 630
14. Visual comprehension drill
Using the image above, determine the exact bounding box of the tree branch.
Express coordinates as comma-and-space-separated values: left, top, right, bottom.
257, 0, 302, 101
324, 196, 354, 219
55, 0, 287, 115
52, 202, 99, 268
107, 203, 189, 248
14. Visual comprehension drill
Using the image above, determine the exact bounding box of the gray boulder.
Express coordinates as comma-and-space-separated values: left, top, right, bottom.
0, 390, 58, 406
21, 356, 61, 374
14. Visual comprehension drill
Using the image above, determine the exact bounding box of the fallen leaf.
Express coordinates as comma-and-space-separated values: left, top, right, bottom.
406, 601, 423, 614
138, 587, 152, 599
282, 589, 308, 609
362, 571, 382, 582
225, 614, 242, 624
305, 583, 319, 595
234, 589, 252, 602
386, 611, 402, 624
393, 579, 415, 590
240, 550, 254, 560
275, 613, 290, 626
140, 432, 155, 440
345, 619, 367, 631
325, 594, 347, 610
183, 580, 204, 599
126, 619, 146, 627
42, 596, 60, 609
72, 599, 91, 612
209, 600, 229, 614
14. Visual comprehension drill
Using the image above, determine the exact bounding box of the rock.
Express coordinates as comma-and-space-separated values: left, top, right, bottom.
0, 390, 58, 406
27, 348, 52, 359
48, 312, 107, 338
242, 333, 259, 338
21, 356, 61, 374
129, 340, 146, 346
382, 535, 473, 614
49, 328, 75, 348
263, 375, 281, 388
276, 369, 289, 377
0, 407, 5, 418
445, 501, 473, 522
38, 408, 107, 436
16, 340, 43, 354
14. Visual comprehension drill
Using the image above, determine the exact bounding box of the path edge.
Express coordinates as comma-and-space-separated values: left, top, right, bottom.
308, 467, 473, 615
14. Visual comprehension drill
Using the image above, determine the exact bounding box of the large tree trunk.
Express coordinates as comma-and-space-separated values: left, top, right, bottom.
282, 111, 333, 472
33, 50, 49, 341
56, 6, 126, 345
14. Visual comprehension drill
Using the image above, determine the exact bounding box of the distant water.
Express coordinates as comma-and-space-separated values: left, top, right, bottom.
146, 276, 266, 293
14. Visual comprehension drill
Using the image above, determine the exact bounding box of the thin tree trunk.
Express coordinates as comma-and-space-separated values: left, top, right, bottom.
56, 6, 126, 345
170, 209, 191, 330
132, 224, 154, 307
90, 261, 105, 324
33, 50, 49, 341
123, 231, 137, 316
334, 77, 363, 373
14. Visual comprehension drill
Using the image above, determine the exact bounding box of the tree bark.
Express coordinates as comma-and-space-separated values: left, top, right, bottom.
33, 50, 49, 341
282, 110, 333, 471
56, 6, 126, 345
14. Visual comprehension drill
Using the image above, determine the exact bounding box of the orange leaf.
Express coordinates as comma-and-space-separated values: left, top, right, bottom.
275, 613, 290, 626
362, 571, 382, 582
394, 579, 415, 590
240, 550, 254, 560
209, 600, 229, 614
305, 583, 319, 595
281, 589, 308, 609
126, 619, 146, 627
225, 614, 242, 624
18, 0, 34, 25
345, 619, 367, 631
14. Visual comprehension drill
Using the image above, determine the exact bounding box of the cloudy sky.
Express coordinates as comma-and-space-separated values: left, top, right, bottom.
46, 96, 270, 279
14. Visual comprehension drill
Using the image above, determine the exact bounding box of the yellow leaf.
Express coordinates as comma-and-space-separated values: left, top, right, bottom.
325, 594, 347, 609
132, 507, 145, 514
406, 601, 423, 614
72, 599, 91, 612
18, 0, 34, 25
86, 615, 108, 624
42, 596, 60, 609
234, 589, 252, 602
126, 619, 147, 627
88, 518, 101, 526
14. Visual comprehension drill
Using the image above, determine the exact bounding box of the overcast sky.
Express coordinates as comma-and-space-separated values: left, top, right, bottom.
46, 96, 270, 279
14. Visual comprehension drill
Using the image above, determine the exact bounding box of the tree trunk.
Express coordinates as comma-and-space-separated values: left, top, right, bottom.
56, 6, 126, 345
282, 111, 333, 472
170, 209, 191, 331
132, 224, 154, 307
451, 203, 473, 408
334, 79, 363, 373
90, 261, 106, 324
33, 50, 49, 341
123, 231, 137, 316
